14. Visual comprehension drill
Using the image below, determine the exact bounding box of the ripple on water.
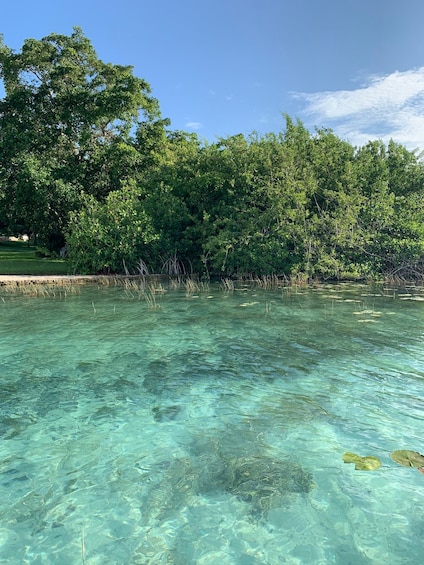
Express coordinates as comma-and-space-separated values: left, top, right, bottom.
0, 283, 423, 563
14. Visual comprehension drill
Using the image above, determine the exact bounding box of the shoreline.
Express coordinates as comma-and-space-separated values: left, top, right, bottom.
0, 274, 170, 285
0, 275, 100, 284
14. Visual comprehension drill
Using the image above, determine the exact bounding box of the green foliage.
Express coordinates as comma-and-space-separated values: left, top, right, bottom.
1, 31, 424, 278
66, 182, 158, 274
0, 27, 160, 250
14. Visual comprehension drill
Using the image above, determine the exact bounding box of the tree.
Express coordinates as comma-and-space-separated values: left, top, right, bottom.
66, 181, 159, 274
300, 128, 363, 278
159, 126, 317, 277
0, 27, 161, 249
199, 131, 315, 276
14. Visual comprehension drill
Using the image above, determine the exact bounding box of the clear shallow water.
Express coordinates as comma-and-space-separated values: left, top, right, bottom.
0, 281, 423, 564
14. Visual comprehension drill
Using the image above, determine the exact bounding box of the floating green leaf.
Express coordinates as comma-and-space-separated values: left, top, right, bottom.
342, 452, 382, 471
390, 450, 424, 468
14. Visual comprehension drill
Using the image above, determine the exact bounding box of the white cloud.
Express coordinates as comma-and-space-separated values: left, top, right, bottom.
295, 68, 424, 150
185, 121, 203, 131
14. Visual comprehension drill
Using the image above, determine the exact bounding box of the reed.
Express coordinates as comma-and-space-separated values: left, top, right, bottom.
120, 278, 144, 300
0, 280, 81, 297
121, 280, 165, 307
124, 278, 146, 291
224, 274, 292, 290
183, 277, 210, 295
198, 280, 210, 293
221, 278, 234, 291
254, 275, 282, 289
149, 282, 166, 294
95, 275, 123, 286
169, 276, 183, 290
144, 291, 160, 309
185, 278, 199, 294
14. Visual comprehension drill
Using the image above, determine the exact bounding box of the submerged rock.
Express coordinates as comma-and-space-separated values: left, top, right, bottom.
217, 455, 314, 516
140, 451, 314, 525
152, 404, 181, 422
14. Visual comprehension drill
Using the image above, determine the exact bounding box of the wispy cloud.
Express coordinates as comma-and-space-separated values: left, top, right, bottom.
185, 121, 203, 131
295, 68, 424, 150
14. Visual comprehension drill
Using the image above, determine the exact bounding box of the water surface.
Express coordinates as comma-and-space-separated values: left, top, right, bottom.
0, 281, 423, 564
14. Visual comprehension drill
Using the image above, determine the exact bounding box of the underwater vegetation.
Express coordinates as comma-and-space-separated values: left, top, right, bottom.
141, 452, 314, 524
217, 455, 314, 517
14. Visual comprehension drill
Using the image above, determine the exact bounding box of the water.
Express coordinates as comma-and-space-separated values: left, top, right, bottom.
0, 281, 423, 564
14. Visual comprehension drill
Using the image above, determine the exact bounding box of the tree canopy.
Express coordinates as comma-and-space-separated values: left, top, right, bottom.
0, 27, 161, 248
1, 30, 424, 280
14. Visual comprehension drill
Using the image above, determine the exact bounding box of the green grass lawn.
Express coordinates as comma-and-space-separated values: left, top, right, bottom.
0, 239, 71, 275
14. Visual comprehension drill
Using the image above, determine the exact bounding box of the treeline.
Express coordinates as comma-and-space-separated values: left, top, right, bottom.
1, 29, 424, 279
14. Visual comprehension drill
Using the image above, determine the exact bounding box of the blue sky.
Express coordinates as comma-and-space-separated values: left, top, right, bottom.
2, 0, 424, 150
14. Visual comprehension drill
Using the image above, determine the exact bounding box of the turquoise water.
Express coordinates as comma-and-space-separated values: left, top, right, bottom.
0, 281, 423, 564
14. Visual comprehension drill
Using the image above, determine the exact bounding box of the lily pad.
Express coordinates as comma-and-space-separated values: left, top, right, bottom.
343, 452, 381, 471
390, 450, 424, 468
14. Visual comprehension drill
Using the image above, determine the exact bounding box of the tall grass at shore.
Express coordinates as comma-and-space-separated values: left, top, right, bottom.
0, 280, 82, 299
